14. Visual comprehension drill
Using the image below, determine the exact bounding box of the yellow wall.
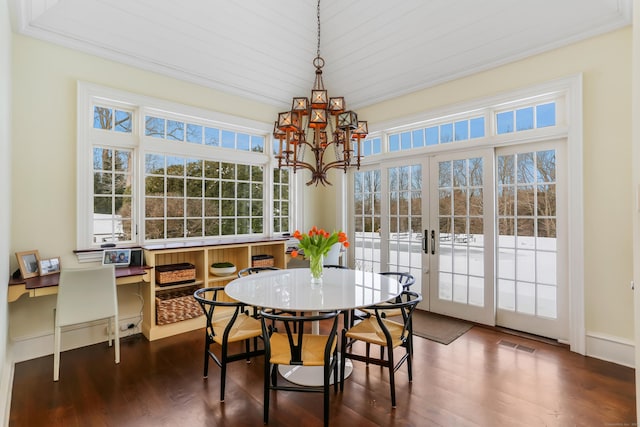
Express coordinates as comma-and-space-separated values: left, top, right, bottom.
360, 28, 633, 340
10, 35, 279, 270
9, 27, 634, 345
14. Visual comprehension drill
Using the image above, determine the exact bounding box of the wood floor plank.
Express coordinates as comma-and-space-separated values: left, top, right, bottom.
9, 325, 636, 426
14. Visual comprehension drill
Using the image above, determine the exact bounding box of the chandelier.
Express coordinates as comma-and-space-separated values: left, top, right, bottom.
273, 0, 368, 186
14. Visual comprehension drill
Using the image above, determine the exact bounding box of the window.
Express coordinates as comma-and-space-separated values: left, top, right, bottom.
273, 168, 290, 233
496, 102, 556, 135
388, 115, 486, 153
92, 147, 133, 243
78, 83, 291, 248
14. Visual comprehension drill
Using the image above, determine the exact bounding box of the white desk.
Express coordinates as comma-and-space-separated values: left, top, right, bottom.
225, 268, 402, 385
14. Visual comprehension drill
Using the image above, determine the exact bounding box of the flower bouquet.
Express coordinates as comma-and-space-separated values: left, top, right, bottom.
291, 226, 349, 283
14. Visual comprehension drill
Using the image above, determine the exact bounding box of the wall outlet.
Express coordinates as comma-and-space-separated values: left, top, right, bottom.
119, 323, 136, 331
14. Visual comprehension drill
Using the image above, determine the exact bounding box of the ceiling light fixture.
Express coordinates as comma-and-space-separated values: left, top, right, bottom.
273, 0, 368, 186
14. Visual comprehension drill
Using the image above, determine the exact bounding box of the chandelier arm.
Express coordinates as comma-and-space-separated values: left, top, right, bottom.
287, 160, 316, 171
320, 159, 352, 173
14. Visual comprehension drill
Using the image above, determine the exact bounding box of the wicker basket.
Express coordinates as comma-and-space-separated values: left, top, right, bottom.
156, 263, 196, 286
156, 285, 201, 325
251, 254, 274, 267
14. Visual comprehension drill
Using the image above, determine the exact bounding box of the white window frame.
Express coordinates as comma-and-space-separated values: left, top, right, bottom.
77, 81, 293, 249
348, 75, 584, 354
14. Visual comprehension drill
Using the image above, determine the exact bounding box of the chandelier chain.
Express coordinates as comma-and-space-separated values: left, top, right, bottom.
316, 0, 321, 58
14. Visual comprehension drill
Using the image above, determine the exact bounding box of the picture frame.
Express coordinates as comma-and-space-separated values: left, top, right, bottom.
102, 249, 131, 266
16, 250, 41, 279
39, 257, 61, 276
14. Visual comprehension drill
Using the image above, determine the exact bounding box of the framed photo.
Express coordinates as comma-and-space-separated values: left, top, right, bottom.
16, 250, 41, 279
102, 249, 131, 266
39, 257, 61, 276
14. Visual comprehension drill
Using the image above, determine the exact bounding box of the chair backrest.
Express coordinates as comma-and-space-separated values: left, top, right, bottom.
193, 287, 247, 337
56, 265, 118, 327
379, 271, 415, 290
237, 266, 280, 277
368, 290, 422, 341
260, 310, 340, 365
323, 243, 341, 266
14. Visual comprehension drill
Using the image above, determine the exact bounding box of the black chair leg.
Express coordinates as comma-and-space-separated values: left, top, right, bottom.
264, 363, 270, 424
365, 343, 370, 365
388, 348, 396, 408
220, 358, 227, 401
332, 351, 338, 393
203, 342, 210, 378
323, 365, 330, 427
339, 332, 347, 391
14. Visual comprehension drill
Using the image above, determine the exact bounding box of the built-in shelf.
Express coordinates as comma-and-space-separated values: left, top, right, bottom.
142, 237, 287, 341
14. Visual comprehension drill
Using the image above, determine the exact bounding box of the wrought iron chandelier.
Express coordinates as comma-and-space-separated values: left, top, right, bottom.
273, 0, 368, 186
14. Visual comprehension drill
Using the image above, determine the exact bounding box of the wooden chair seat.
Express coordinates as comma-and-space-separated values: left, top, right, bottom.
345, 316, 404, 347
269, 332, 336, 366
211, 312, 262, 345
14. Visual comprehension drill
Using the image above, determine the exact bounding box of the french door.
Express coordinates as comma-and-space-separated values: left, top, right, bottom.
352, 141, 567, 339
427, 149, 495, 325
494, 141, 567, 339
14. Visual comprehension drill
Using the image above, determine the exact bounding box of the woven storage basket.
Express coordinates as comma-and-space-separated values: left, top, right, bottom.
156, 263, 196, 286
156, 285, 201, 325
251, 254, 274, 267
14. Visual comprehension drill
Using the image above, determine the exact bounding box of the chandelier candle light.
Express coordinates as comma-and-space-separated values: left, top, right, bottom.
273, 0, 368, 186
291, 227, 349, 284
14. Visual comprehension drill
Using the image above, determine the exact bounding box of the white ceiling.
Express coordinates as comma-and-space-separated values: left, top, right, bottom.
10, 0, 633, 110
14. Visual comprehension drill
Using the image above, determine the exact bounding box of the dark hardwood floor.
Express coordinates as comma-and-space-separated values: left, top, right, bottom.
9, 323, 636, 427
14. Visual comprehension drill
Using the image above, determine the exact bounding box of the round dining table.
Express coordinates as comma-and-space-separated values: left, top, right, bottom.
225, 267, 403, 386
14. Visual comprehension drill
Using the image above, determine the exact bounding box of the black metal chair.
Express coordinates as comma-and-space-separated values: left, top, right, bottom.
193, 287, 265, 402
361, 271, 416, 317
260, 310, 341, 427
237, 266, 280, 277
340, 290, 422, 408
323, 264, 347, 269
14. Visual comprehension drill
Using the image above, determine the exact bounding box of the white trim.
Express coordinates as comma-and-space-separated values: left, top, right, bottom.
77, 81, 289, 249
566, 74, 585, 355
370, 75, 579, 134
0, 349, 13, 427
350, 75, 585, 353
585, 331, 635, 368
10, 313, 142, 364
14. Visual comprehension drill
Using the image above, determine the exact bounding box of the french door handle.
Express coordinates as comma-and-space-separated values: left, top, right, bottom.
431, 230, 436, 255
422, 230, 428, 254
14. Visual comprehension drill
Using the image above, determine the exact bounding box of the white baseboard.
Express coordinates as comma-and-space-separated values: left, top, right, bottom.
11, 314, 142, 363
585, 331, 635, 368
1, 346, 14, 427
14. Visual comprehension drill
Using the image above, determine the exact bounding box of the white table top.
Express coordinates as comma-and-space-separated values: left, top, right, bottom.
225, 268, 402, 312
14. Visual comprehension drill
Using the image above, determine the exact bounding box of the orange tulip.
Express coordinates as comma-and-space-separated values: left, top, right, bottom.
291, 249, 299, 258
343, 241, 350, 248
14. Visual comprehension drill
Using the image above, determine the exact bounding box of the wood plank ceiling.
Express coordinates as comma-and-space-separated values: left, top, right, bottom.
9, 0, 632, 110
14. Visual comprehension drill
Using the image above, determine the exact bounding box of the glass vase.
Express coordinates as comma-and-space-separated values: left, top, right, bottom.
309, 254, 324, 285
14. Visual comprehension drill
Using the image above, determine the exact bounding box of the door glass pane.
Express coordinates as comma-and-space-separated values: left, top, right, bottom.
498, 279, 515, 310
354, 170, 382, 273
497, 149, 558, 319
438, 157, 484, 307
387, 165, 423, 280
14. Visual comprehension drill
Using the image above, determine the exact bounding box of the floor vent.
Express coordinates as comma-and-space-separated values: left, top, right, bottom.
498, 340, 536, 353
